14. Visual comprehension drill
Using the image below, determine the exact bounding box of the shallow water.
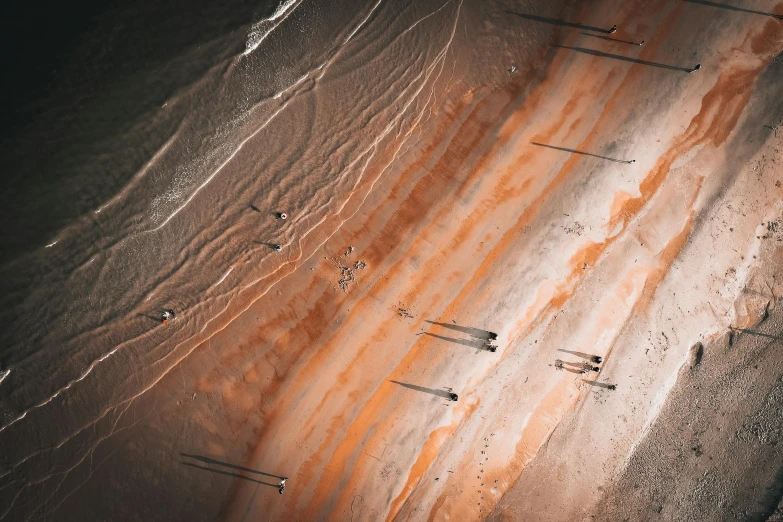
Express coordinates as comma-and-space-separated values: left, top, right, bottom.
0, 0, 526, 517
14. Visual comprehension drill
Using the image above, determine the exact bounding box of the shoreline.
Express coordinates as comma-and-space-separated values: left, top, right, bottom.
2, 1, 782, 520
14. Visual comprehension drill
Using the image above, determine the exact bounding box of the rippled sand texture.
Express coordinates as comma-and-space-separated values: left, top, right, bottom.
1, 0, 782, 520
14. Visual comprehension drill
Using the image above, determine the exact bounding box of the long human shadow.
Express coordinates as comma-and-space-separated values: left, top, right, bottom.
558, 366, 584, 374
553, 44, 695, 72
557, 349, 597, 359
581, 380, 615, 389
682, 0, 783, 19
181, 462, 279, 487
424, 320, 493, 339
558, 360, 587, 368
424, 332, 491, 350
137, 313, 161, 324
252, 241, 284, 250
580, 32, 642, 46
390, 380, 453, 399
505, 11, 614, 33
531, 142, 633, 163
180, 454, 285, 480
730, 327, 783, 342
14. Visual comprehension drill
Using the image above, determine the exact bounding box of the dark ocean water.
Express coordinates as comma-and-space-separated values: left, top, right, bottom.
0, 0, 498, 517
0, 0, 280, 265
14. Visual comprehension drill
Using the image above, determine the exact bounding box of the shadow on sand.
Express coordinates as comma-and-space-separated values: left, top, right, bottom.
581, 380, 615, 389
553, 44, 696, 72
390, 380, 454, 400
180, 454, 285, 479
180, 462, 280, 487
557, 349, 597, 360
682, 0, 783, 19
424, 320, 494, 340
558, 360, 587, 368
531, 142, 633, 163
424, 332, 491, 350
580, 32, 642, 46
730, 327, 783, 342
505, 11, 614, 33
252, 241, 283, 250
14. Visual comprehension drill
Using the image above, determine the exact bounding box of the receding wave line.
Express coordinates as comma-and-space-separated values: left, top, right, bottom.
149, 0, 387, 235
216, 268, 233, 286
0, 0, 463, 491
0, 347, 120, 433
244, 0, 302, 56
245, 0, 463, 289
147, 75, 309, 233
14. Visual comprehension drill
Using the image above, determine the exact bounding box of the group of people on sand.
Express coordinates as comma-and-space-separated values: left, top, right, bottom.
484, 331, 499, 353
554, 355, 616, 390
447, 331, 500, 403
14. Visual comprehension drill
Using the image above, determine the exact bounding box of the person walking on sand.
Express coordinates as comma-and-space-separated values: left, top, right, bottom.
278, 478, 286, 495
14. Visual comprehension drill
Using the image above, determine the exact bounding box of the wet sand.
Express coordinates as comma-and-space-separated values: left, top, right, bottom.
2, 0, 782, 520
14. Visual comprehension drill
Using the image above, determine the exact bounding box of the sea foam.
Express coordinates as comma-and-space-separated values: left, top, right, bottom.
244, 0, 300, 56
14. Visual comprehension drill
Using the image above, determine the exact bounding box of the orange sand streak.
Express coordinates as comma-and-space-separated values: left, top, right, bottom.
280, 81, 541, 517
311, 52, 618, 520
230, 11, 781, 522
386, 401, 480, 522
422, 10, 782, 520
293, 46, 594, 519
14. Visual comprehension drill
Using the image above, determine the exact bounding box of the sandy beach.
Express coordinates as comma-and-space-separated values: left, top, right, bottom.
1, 0, 782, 520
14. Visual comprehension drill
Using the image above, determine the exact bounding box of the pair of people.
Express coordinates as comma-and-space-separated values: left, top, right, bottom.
485, 332, 499, 352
